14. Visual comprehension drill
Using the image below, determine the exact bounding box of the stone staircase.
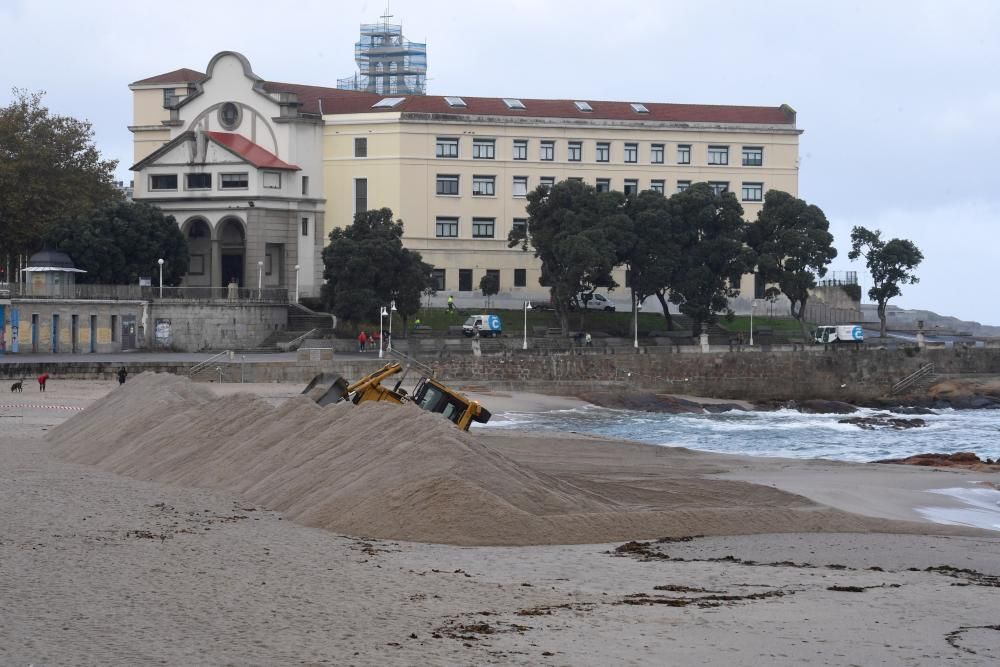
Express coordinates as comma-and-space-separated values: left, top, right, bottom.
256, 303, 336, 351
891, 363, 938, 395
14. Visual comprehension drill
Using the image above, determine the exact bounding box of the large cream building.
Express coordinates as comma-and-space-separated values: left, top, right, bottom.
130, 51, 801, 304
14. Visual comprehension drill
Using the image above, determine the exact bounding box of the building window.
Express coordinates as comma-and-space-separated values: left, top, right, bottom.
301, 175, 309, 195
624, 143, 638, 163
263, 171, 282, 189
677, 144, 691, 165
485, 269, 500, 290
742, 146, 763, 166
568, 141, 582, 162
677, 180, 691, 192
436, 137, 459, 158
514, 268, 526, 287
540, 140, 555, 161
220, 173, 248, 189
742, 182, 764, 202
708, 145, 729, 165
512, 218, 527, 235
650, 143, 664, 164
436, 174, 460, 196
596, 178, 610, 193
431, 268, 446, 291
163, 88, 176, 107
354, 178, 367, 213
512, 176, 528, 197
459, 269, 473, 292
472, 218, 496, 238
150, 174, 178, 191
472, 138, 495, 159
435, 217, 459, 238
472, 175, 495, 196
596, 142, 610, 162
219, 102, 241, 130
539, 176, 555, 188
709, 181, 729, 195
185, 173, 211, 190
354, 137, 367, 158
623, 179, 639, 196
512, 139, 528, 160
301, 217, 309, 236
649, 179, 665, 194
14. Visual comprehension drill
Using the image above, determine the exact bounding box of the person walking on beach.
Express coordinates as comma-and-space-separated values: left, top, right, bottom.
358, 330, 367, 352
37, 372, 49, 392
117, 366, 129, 385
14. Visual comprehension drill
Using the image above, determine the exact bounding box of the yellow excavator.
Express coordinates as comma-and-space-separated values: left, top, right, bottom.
302, 361, 491, 431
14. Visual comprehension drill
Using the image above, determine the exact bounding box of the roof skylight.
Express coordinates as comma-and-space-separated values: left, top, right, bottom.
574, 101, 593, 112
503, 98, 526, 110
444, 96, 466, 107
630, 103, 650, 113
372, 97, 405, 109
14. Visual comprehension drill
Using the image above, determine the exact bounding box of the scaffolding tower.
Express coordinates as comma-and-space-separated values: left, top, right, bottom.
337, 20, 427, 96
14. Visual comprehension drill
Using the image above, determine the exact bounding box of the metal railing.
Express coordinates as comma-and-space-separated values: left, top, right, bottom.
891, 363, 935, 395
189, 350, 233, 377
3, 283, 288, 303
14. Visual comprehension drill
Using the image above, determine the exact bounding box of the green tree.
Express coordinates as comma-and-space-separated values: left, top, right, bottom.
746, 190, 837, 338
0, 89, 120, 263
848, 226, 923, 337
45, 201, 188, 284
321, 207, 432, 332
479, 272, 499, 308
509, 179, 620, 334
666, 183, 755, 336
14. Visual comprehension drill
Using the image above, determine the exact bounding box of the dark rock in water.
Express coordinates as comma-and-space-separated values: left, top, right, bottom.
839, 416, 927, 430
874, 452, 1000, 471
886, 405, 936, 415
797, 400, 858, 415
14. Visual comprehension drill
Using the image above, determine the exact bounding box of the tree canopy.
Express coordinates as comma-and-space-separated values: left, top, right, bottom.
747, 190, 837, 337
479, 272, 499, 308
848, 226, 923, 337
666, 183, 755, 336
510, 179, 622, 333
0, 89, 121, 261
45, 201, 189, 284
321, 208, 433, 329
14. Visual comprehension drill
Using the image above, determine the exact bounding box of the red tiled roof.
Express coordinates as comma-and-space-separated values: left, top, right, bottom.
205, 132, 300, 171
131, 68, 206, 86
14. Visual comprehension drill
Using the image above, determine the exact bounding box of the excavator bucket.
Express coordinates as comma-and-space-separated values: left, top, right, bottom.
302, 373, 351, 406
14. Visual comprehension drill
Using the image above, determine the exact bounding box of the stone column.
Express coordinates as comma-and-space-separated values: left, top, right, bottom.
211, 239, 222, 289
700, 332, 710, 353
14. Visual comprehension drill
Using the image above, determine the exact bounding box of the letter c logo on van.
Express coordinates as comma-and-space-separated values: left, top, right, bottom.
851, 325, 864, 340
488, 315, 501, 330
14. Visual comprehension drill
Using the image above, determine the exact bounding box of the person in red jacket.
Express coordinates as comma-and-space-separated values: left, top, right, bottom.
358, 331, 367, 352
37, 372, 49, 392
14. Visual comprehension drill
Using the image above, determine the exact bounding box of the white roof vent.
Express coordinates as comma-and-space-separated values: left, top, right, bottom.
574, 101, 593, 112
372, 97, 405, 109
444, 96, 466, 108
630, 103, 650, 113
503, 98, 526, 110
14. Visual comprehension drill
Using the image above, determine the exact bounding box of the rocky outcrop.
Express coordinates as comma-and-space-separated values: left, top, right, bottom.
874, 452, 1000, 471
839, 415, 927, 430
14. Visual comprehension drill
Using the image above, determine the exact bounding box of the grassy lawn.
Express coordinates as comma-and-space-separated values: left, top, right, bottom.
720, 315, 811, 334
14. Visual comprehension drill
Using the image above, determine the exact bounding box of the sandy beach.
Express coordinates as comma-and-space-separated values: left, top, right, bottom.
1, 378, 998, 665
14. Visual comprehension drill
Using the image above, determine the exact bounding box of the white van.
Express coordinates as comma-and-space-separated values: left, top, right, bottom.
814, 325, 864, 344
572, 293, 616, 312
462, 314, 503, 337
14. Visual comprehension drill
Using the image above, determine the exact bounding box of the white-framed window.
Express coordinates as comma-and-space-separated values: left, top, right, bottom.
596, 142, 610, 162
512, 218, 528, 235
742, 146, 763, 166
220, 173, 248, 189
444, 96, 466, 108
677, 180, 691, 192
263, 171, 282, 189
539, 176, 555, 188
624, 179, 639, 195
301, 175, 309, 195
436, 174, 460, 196
649, 179, 665, 194
436, 137, 459, 158
435, 217, 459, 238
596, 178, 610, 193
149, 174, 178, 191
301, 217, 309, 236
650, 143, 664, 164
708, 145, 729, 165
472, 138, 495, 159
568, 141, 582, 162
742, 182, 764, 202
574, 101, 593, 112
624, 143, 638, 163
677, 144, 691, 165
512, 176, 528, 197
431, 268, 446, 290
185, 173, 211, 190
472, 218, 496, 238
354, 177, 367, 213
354, 137, 367, 158
540, 140, 555, 161
472, 175, 496, 196
709, 181, 729, 195
512, 139, 528, 160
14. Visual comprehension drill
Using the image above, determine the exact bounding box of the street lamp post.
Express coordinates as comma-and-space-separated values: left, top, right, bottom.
522, 300, 532, 350
294, 264, 300, 303
388, 300, 396, 351
633, 294, 642, 349
379, 306, 388, 359
157, 258, 164, 298
749, 299, 758, 346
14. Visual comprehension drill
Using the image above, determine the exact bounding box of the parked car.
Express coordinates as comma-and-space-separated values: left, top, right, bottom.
570, 292, 616, 312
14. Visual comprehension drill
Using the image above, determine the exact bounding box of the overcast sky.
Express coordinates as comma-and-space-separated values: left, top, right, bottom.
2, 0, 998, 324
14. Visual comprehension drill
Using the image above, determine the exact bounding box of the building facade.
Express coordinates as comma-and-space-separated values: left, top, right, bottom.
130, 52, 801, 305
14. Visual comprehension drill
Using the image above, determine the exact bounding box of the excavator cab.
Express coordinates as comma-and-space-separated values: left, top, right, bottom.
411, 377, 492, 430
